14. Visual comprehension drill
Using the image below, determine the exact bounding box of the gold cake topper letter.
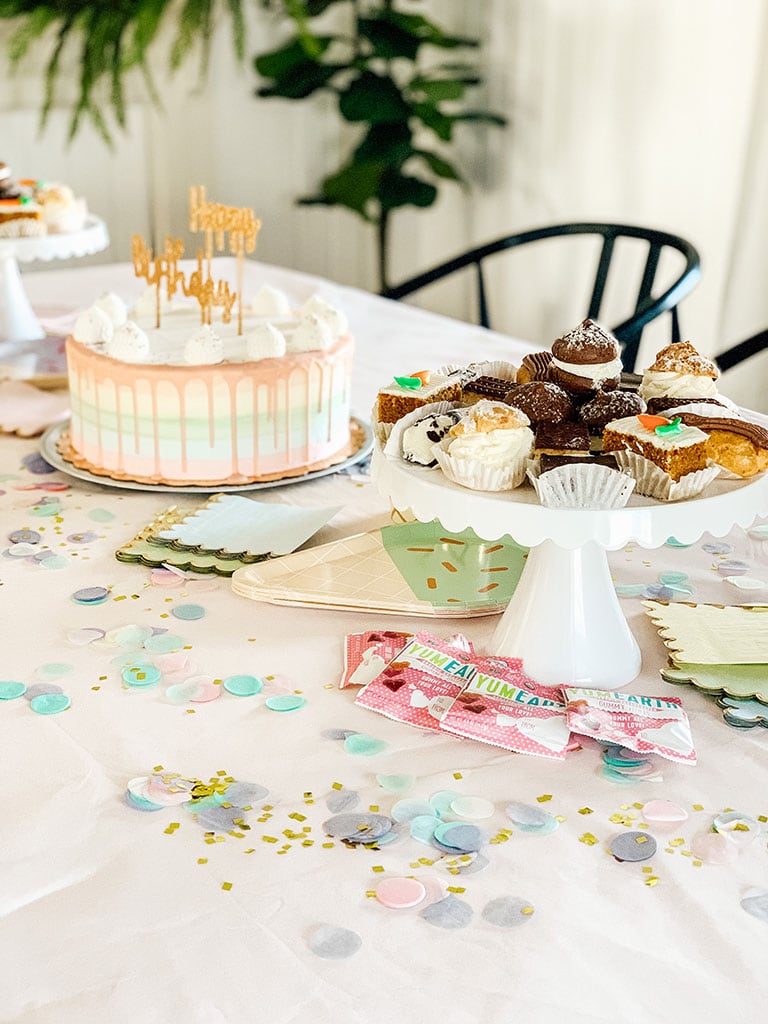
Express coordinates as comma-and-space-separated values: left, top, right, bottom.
131, 186, 261, 333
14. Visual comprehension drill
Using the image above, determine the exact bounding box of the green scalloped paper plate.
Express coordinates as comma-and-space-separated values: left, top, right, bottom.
231, 520, 528, 617
660, 658, 768, 705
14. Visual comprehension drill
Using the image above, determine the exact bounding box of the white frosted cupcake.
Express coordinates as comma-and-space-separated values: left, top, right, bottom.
434, 400, 534, 491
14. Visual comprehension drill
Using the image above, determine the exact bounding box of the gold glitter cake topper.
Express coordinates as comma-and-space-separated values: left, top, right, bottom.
131, 186, 261, 333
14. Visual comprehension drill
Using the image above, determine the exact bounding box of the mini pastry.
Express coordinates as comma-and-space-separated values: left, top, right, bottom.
665, 405, 768, 478
602, 414, 709, 481
549, 319, 622, 394
579, 388, 646, 433
461, 375, 516, 404
401, 409, 464, 467
504, 381, 574, 426
534, 421, 591, 458
376, 369, 463, 424
434, 399, 534, 491
639, 341, 720, 404
645, 395, 732, 415
516, 350, 552, 384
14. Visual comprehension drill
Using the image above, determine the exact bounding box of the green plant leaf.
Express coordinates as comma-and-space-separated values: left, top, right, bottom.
452, 110, 508, 126
412, 149, 462, 182
357, 17, 422, 60
412, 101, 454, 141
410, 78, 468, 102
384, 11, 479, 50
377, 169, 437, 213
316, 159, 385, 219
257, 60, 343, 99
339, 71, 411, 123
353, 122, 413, 165
254, 35, 332, 77
226, 0, 246, 60
7, 6, 59, 63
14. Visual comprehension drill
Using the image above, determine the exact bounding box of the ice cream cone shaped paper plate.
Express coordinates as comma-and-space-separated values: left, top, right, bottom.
231, 520, 528, 616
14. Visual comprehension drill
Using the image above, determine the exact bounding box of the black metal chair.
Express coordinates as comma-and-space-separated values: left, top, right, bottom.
381, 222, 701, 373
715, 328, 768, 372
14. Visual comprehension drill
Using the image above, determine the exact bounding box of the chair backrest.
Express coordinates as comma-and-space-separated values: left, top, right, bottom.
381, 222, 701, 373
715, 328, 768, 372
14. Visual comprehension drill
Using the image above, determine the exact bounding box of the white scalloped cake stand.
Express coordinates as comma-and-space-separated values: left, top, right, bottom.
373, 444, 768, 688
0, 216, 109, 344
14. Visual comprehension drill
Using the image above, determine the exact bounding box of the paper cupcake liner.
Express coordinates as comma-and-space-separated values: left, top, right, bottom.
383, 401, 464, 462
527, 460, 636, 509
434, 442, 529, 492
611, 450, 720, 501
464, 360, 519, 383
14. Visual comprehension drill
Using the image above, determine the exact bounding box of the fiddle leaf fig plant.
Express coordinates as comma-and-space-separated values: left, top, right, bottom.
254, 0, 506, 290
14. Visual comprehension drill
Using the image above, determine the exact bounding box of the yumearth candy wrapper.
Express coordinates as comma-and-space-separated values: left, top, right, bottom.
440, 657, 571, 760
564, 687, 696, 764
339, 630, 413, 689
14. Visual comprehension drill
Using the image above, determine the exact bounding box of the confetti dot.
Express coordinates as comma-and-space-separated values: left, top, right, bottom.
391, 799, 435, 823
450, 795, 495, 820
658, 571, 689, 585
505, 802, 557, 831
690, 832, 738, 866
194, 804, 246, 832
702, 541, 733, 555
609, 831, 657, 862
88, 509, 115, 523
430, 791, 462, 816
376, 773, 414, 794
72, 586, 110, 605
420, 894, 473, 929
24, 682, 64, 700
432, 822, 485, 853
321, 728, 358, 740
223, 674, 264, 697
34, 662, 73, 680
143, 634, 186, 654
150, 569, 185, 587
724, 576, 767, 590
642, 800, 688, 825
343, 733, 386, 755
410, 815, 441, 844
308, 924, 362, 959
122, 663, 162, 687
740, 890, 768, 923
22, 452, 55, 474
171, 603, 206, 621
0, 681, 27, 700
67, 532, 98, 544
265, 694, 306, 712
665, 537, 693, 548
8, 529, 40, 544
30, 504, 60, 518
482, 896, 535, 927
712, 810, 760, 847
30, 693, 71, 715
323, 812, 393, 841
375, 876, 427, 909
717, 559, 750, 576
326, 789, 360, 814
39, 555, 69, 569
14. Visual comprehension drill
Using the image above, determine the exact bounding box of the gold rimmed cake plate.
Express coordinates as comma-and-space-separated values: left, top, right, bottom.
39, 416, 373, 494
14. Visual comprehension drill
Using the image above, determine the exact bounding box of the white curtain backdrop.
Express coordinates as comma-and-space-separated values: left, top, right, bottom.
1, 0, 767, 403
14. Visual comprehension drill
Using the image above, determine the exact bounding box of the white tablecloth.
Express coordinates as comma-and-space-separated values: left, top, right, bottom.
2, 261, 767, 1024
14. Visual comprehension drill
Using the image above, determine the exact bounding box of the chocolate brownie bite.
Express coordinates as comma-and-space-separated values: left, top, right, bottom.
504, 381, 574, 426
534, 421, 591, 456
462, 375, 516, 404
579, 388, 646, 433
549, 319, 622, 395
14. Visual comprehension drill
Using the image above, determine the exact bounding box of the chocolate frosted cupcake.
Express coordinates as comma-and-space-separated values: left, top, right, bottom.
549, 319, 622, 395
504, 381, 574, 426
579, 388, 646, 433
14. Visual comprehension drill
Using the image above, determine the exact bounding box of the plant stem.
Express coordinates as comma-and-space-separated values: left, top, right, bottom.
377, 208, 389, 293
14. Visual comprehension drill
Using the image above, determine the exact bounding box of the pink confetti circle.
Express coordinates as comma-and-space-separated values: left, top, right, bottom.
375, 876, 427, 910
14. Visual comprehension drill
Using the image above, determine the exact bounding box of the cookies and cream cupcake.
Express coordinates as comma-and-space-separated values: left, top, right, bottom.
548, 319, 622, 395
434, 400, 534, 491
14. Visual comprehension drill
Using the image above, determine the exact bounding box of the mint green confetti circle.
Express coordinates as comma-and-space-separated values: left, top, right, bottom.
40, 555, 69, 569
30, 693, 71, 715
265, 694, 306, 712
343, 733, 387, 755
665, 537, 693, 548
30, 504, 60, 517
88, 509, 115, 523
223, 674, 264, 697
143, 634, 186, 654
0, 681, 27, 700
172, 604, 206, 621
376, 773, 415, 794
122, 663, 162, 687
35, 662, 74, 680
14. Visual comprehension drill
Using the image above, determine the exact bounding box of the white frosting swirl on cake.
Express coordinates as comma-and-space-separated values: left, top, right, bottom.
287, 314, 334, 353
447, 427, 534, 468
184, 325, 224, 365
133, 286, 173, 319
107, 322, 151, 363
300, 295, 348, 338
94, 292, 128, 328
551, 356, 623, 383
251, 285, 292, 317
246, 322, 287, 360
74, 306, 114, 345
639, 371, 719, 401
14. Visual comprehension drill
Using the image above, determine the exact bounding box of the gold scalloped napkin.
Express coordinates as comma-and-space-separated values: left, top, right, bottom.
643, 600, 768, 664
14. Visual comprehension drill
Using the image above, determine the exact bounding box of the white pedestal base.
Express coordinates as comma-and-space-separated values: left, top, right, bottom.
0, 254, 45, 342
492, 539, 641, 689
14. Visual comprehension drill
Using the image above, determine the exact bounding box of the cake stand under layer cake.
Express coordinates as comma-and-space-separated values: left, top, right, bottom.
372, 445, 768, 688
0, 216, 108, 345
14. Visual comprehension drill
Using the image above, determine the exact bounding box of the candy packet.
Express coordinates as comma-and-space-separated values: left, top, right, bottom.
354, 631, 476, 730
563, 687, 696, 765
339, 630, 413, 689
440, 657, 572, 760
